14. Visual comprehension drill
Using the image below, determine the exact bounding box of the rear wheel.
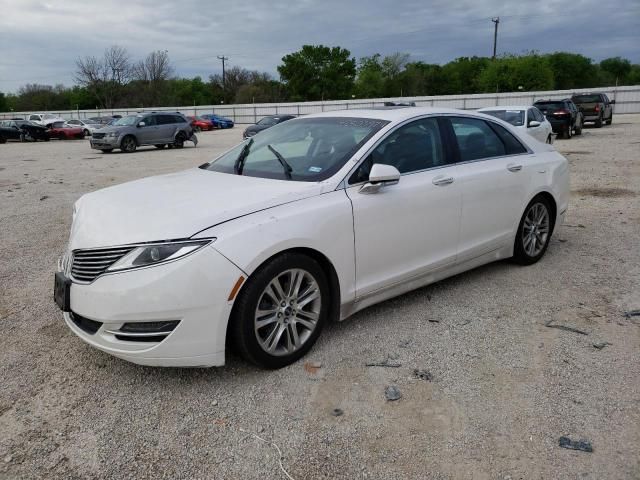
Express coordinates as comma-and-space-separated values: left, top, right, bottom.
574, 120, 582, 135
155, 144, 166, 149
173, 133, 186, 149
605, 114, 613, 125
513, 197, 553, 265
563, 123, 572, 139
83, 129, 90, 136
120, 135, 137, 153
595, 114, 603, 128
230, 253, 329, 369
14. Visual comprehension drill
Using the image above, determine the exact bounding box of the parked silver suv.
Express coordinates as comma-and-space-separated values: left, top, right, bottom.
90, 112, 193, 153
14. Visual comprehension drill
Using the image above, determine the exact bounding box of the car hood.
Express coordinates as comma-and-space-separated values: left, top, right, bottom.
69, 168, 325, 250
245, 124, 265, 133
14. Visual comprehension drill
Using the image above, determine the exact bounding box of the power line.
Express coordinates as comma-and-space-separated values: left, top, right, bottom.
217, 55, 229, 92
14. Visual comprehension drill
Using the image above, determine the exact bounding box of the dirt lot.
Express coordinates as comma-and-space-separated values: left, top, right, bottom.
1, 117, 639, 480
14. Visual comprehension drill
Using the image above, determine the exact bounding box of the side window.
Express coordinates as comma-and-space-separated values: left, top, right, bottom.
173, 115, 187, 124
533, 107, 544, 122
349, 117, 446, 184
489, 122, 528, 155
156, 115, 174, 125
527, 109, 536, 125
143, 116, 158, 126
29, 115, 39, 121
450, 117, 506, 161
602, 94, 609, 103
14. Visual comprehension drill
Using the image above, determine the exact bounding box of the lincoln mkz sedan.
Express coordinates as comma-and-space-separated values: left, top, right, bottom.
55, 107, 569, 369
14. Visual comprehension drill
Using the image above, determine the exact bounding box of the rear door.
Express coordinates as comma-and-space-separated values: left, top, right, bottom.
445, 116, 532, 261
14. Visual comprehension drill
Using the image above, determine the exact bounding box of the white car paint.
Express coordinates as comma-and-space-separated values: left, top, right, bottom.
57, 107, 569, 367
27, 113, 66, 127
478, 105, 554, 144
66, 119, 102, 136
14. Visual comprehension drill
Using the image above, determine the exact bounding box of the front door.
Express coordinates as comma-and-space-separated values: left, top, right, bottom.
345, 117, 462, 298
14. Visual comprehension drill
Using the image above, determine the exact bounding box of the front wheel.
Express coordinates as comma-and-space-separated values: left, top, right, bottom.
595, 114, 603, 128
120, 135, 137, 153
512, 197, 553, 265
230, 253, 330, 369
173, 133, 185, 149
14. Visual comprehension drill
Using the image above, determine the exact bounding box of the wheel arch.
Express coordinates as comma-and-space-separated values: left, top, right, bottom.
524, 190, 558, 235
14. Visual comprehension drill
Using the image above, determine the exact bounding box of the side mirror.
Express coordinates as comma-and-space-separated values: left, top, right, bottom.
528, 120, 541, 128
610, 99, 616, 104
137, 122, 145, 127
359, 163, 401, 194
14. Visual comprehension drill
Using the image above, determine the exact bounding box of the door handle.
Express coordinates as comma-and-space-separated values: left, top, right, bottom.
432, 176, 454, 186
507, 164, 522, 172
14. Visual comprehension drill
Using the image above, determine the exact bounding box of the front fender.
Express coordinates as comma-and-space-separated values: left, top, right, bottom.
193, 190, 356, 306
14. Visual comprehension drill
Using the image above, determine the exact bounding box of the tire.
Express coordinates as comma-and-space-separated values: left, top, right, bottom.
19, 133, 26, 142
230, 253, 330, 369
100, 149, 113, 153
173, 133, 185, 149
83, 129, 90, 136
194, 126, 201, 132
120, 135, 137, 153
512, 196, 554, 265
44, 136, 50, 142
595, 114, 603, 128
574, 120, 582, 135
0, 136, 6, 144
606, 114, 613, 125
155, 144, 166, 149
563, 123, 572, 139
546, 134, 553, 144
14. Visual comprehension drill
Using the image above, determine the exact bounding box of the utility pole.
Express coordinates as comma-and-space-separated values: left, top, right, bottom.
217, 55, 229, 92
491, 17, 500, 59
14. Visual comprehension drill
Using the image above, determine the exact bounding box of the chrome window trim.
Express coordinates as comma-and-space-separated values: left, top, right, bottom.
337, 113, 534, 189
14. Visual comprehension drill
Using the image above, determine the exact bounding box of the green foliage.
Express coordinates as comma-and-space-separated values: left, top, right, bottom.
278, 45, 356, 101
2, 49, 639, 113
478, 53, 555, 92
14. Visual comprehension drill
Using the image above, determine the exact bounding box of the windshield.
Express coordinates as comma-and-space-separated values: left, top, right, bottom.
202, 117, 388, 181
482, 109, 525, 126
258, 117, 277, 126
572, 94, 602, 103
113, 115, 141, 126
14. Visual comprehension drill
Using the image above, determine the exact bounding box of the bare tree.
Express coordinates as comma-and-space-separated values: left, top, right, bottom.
75, 45, 131, 108
133, 50, 174, 83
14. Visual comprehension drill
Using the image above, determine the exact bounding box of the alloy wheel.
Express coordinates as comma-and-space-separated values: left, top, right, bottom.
254, 268, 322, 356
522, 202, 550, 257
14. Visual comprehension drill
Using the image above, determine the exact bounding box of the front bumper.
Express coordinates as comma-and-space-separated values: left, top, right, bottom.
60, 245, 245, 367
90, 136, 120, 149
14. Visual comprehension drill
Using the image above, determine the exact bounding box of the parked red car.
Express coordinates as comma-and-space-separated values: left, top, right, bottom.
188, 116, 214, 131
48, 121, 85, 140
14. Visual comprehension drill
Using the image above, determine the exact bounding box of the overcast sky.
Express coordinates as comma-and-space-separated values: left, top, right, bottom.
1, 0, 639, 93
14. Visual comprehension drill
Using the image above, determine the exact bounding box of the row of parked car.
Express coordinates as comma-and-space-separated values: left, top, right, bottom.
477, 92, 615, 142
0, 111, 235, 144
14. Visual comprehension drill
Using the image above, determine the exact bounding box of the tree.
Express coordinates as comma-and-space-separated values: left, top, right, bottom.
440, 57, 490, 94
546, 52, 598, 89
278, 45, 356, 101
0, 92, 7, 112
478, 53, 554, 92
75, 45, 132, 108
132, 50, 174, 105
600, 57, 632, 85
354, 55, 385, 98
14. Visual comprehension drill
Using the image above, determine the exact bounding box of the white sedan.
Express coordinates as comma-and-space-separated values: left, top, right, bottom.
478, 106, 554, 144
65, 119, 103, 137
55, 107, 569, 368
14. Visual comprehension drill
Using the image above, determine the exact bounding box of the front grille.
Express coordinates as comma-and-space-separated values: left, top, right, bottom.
92, 132, 105, 139
71, 247, 134, 283
70, 312, 103, 334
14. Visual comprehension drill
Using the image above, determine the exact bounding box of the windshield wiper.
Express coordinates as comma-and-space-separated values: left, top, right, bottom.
234, 138, 254, 175
267, 144, 293, 180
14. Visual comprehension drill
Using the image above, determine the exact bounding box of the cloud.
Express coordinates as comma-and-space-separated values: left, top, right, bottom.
0, 0, 638, 92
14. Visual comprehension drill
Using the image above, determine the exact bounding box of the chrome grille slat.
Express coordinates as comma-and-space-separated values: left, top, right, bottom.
71, 247, 134, 283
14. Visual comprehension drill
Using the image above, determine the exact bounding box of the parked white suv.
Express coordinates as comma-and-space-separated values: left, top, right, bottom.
28, 113, 66, 128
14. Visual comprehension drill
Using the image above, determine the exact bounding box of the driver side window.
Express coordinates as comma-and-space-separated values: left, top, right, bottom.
349, 117, 445, 184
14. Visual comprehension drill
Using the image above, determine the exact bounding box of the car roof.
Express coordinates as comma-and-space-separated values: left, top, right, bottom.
307, 106, 478, 122
478, 106, 531, 112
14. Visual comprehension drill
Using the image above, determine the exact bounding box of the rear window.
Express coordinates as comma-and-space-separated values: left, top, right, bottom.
572, 94, 602, 103
481, 109, 525, 127
534, 102, 565, 113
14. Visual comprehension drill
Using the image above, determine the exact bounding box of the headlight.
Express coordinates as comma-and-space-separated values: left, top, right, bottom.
106, 239, 213, 272
106, 132, 118, 138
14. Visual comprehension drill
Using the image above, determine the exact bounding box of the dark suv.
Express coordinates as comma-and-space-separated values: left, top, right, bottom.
571, 93, 614, 127
90, 112, 193, 153
533, 99, 583, 139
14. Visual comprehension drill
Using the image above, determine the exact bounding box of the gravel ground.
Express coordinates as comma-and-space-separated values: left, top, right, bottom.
0, 117, 639, 480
